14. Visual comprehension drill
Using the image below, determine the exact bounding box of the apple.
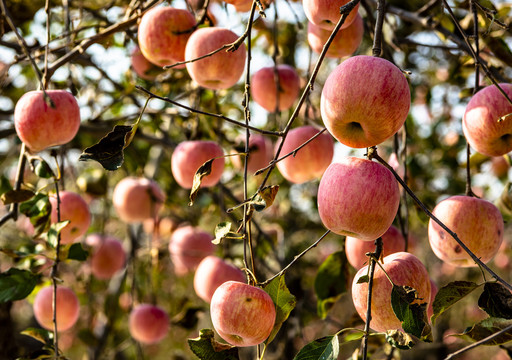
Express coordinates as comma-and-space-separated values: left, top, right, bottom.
303, 0, 360, 31
320, 55, 411, 148
88, 235, 126, 280
307, 13, 364, 58
345, 225, 406, 270
168, 225, 215, 275
491, 156, 509, 178
171, 140, 225, 189
50, 191, 91, 245
14, 90, 80, 153
427, 279, 438, 321
250, 64, 301, 112
112, 177, 165, 223
428, 195, 504, 267
33, 285, 80, 332
210, 281, 276, 346
231, 135, 273, 174
131, 46, 160, 80
185, 27, 247, 90
317, 157, 400, 240
142, 217, 178, 238
351, 252, 431, 332
193, 256, 246, 303
129, 304, 169, 344
462, 83, 512, 157
137, 6, 196, 66
276, 126, 334, 184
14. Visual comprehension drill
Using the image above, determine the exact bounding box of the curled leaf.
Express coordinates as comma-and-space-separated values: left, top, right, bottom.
189, 159, 214, 206
251, 185, 279, 212
1, 189, 35, 205
213, 222, 232, 245
188, 328, 239, 360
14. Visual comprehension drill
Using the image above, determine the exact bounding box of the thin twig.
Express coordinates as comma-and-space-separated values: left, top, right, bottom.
372, 0, 386, 57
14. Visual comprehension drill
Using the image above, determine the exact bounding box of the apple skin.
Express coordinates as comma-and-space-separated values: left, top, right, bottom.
428, 195, 504, 267
210, 281, 276, 347
14, 90, 80, 153
185, 27, 247, 90
89, 235, 126, 280
427, 279, 438, 321
307, 13, 364, 58
303, 0, 360, 31
112, 177, 165, 223
33, 286, 80, 332
250, 64, 301, 112
318, 157, 400, 240
137, 7, 196, 66
168, 225, 215, 275
462, 83, 512, 157
320, 55, 411, 148
351, 252, 431, 332
131, 46, 159, 80
276, 126, 334, 184
50, 191, 91, 245
345, 225, 406, 270
193, 256, 246, 303
231, 135, 274, 174
171, 140, 225, 189
129, 304, 170, 344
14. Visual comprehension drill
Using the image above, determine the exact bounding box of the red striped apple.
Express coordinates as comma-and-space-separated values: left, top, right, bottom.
129, 304, 169, 344
250, 64, 300, 112
168, 225, 215, 275
33, 285, 80, 332
303, 0, 360, 31
50, 191, 91, 244
131, 46, 160, 80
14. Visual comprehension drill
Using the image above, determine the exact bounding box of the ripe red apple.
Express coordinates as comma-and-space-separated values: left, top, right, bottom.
129, 304, 169, 344
88, 235, 126, 280
168, 225, 215, 275
428, 195, 504, 267
463, 83, 512, 157
193, 256, 246, 303
321, 55, 411, 148
276, 126, 334, 184
317, 157, 400, 240
112, 177, 165, 223
303, 0, 360, 31
14, 90, 80, 153
33, 285, 80, 332
131, 46, 160, 80
307, 13, 364, 58
171, 140, 225, 189
351, 252, 431, 332
50, 191, 91, 245
345, 225, 406, 270
250, 64, 301, 112
210, 281, 276, 347
185, 27, 247, 90
231, 135, 273, 174
137, 6, 196, 66
491, 156, 509, 178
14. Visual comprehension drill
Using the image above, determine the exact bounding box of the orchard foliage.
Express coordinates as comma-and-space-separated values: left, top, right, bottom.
0, 0, 512, 359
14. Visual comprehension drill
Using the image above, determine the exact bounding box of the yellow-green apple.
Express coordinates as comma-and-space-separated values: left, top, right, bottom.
88, 234, 126, 280
168, 225, 215, 275
193, 256, 246, 303
137, 6, 196, 66
317, 157, 400, 240
131, 46, 160, 80
463, 83, 512, 157
276, 126, 334, 184
50, 191, 91, 245
351, 252, 431, 332
171, 140, 225, 189
185, 27, 247, 90
210, 281, 276, 346
33, 285, 80, 332
303, 0, 360, 30
231, 135, 273, 174
112, 177, 165, 223
345, 225, 406, 270
428, 195, 504, 267
307, 13, 363, 58
321, 55, 411, 148
250, 64, 301, 112
14, 90, 80, 153
129, 304, 169, 344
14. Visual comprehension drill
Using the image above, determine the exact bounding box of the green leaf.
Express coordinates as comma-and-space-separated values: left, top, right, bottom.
189, 159, 215, 206
454, 318, 512, 345
0, 175, 12, 196
478, 282, 512, 319
1, 189, 35, 205
391, 285, 432, 341
431, 281, 481, 325
30, 158, 54, 178
314, 250, 349, 319
213, 222, 232, 245
356, 275, 369, 284
47, 221, 70, 248
385, 330, 415, 350
188, 328, 239, 360
67, 243, 89, 261
20, 327, 53, 345
19, 193, 52, 238
293, 335, 339, 360
0, 268, 38, 302
263, 274, 296, 344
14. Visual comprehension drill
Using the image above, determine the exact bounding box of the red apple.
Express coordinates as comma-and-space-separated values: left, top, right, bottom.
185, 27, 247, 90
231, 135, 273, 174
210, 281, 276, 346
50, 191, 91, 245
303, 0, 360, 31
193, 256, 246, 303
491, 156, 509, 178
321, 55, 411, 148
428, 195, 504, 267
317, 157, 400, 240
168, 225, 215, 275
129, 304, 169, 344
351, 252, 431, 332
131, 46, 160, 80
33, 285, 80, 332
427, 279, 438, 321
276, 126, 334, 184
14, 90, 80, 153
171, 140, 225, 189
462, 83, 512, 157
89, 235, 126, 280
250, 64, 301, 112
